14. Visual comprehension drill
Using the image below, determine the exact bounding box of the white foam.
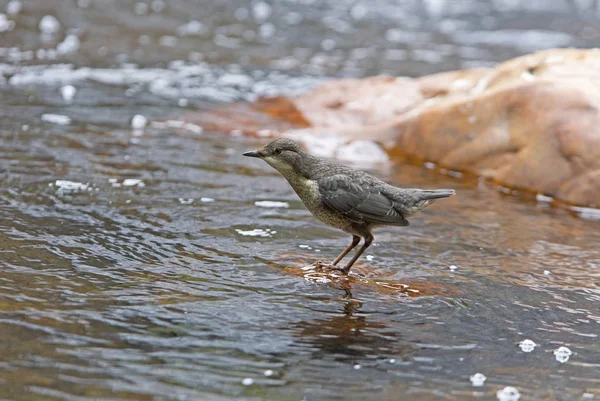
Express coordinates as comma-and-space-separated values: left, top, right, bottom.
553, 346, 572, 363
469, 372, 486, 387
57, 34, 80, 55
122, 179, 144, 187
536, 193, 553, 203
41, 114, 71, 125
518, 339, 537, 353
176, 20, 205, 36
242, 377, 254, 386
571, 206, 600, 221
336, 140, 389, 164
54, 180, 89, 193
254, 201, 289, 208
263, 369, 274, 377
61, 85, 76, 102
200, 197, 214, 203
236, 228, 272, 237
449, 265, 458, 271
131, 115, 147, 130
497, 386, 520, 401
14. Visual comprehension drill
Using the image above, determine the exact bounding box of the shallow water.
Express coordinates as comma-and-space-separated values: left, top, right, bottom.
1, 0, 600, 400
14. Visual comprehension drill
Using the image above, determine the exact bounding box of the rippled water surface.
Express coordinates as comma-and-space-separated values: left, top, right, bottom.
2, 1, 600, 400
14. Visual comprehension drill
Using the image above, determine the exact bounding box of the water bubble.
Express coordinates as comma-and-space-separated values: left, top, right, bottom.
6, 1, 21, 15
242, 377, 254, 386
131, 115, 147, 130
543, 270, 551, 275
39, 15, 60, 35
178, 198, 193, 205
61, 85, 76, 102
350, 3, 367, 20
200, 197, 214, 203
259, 23, 275, 38
518, 339, 537, 353
366, 255, 374, 261
353, 364, 361, 370
263, 369, 274, 377
0, 13, 15, 32
41, 114, 71, 125
389, 359, 396, 363
252, 2, 272, 22
497, 386, 520, 401
299, 245, 311, 249
321, 39, 336, 51
553, 346, 572, 363
470, 372, 486, 387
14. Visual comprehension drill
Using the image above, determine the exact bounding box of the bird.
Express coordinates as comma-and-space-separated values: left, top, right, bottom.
243, 138, 455, 273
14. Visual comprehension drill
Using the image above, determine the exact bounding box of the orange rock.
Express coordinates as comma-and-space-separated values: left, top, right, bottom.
197, 49, 600, 207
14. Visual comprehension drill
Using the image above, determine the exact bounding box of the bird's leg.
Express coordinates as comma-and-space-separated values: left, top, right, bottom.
339, 234, 373, 273
313, 236, 360, 270
333, 236, 361, 265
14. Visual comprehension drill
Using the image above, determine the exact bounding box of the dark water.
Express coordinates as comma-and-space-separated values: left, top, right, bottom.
1, 1, 600, 400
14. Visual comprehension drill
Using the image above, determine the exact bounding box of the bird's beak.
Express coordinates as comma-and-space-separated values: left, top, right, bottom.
243, 150, 262, 158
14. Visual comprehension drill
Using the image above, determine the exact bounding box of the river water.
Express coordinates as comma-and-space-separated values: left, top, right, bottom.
1, 0, 600, 400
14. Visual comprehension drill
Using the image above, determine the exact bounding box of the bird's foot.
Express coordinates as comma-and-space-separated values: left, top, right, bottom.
312, 261, 349, 272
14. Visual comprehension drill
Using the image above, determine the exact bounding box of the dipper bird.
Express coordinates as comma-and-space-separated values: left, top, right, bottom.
243, 138, 455, 272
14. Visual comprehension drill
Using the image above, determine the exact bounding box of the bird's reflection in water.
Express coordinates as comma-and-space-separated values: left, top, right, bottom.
292, 286, 413, 360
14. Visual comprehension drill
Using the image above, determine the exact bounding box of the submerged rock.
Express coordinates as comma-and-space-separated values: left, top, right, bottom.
198, 49, 600, 207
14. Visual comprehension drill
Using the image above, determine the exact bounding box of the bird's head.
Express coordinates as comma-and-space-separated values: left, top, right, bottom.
243, 138, 307, 175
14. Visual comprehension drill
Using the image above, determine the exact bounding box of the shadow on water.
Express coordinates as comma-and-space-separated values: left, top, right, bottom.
1, 0, 600, 400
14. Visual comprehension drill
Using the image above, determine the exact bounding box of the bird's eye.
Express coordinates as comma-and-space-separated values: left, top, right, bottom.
273, 148, 282, 155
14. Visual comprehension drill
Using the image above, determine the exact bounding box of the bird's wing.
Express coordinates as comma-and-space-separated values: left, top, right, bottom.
318, 175, 409, 226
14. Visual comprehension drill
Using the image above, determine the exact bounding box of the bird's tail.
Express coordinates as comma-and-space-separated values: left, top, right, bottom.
417, 189, 456, 200
397, 188, 455, 216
